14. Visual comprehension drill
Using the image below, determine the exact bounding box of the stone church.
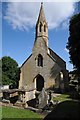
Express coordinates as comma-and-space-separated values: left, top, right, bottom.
19, 3, 69, 94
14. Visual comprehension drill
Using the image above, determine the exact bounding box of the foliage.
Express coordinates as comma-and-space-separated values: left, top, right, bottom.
0, 59, 2, 85
66, 13, 80, 72
44, 100, 80, 119
66, 13, 80, 90
1, 56, 20, 88
69, 70, 79, 90
2, 106, 43, 119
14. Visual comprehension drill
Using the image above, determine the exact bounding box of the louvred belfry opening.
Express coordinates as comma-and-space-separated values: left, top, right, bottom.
37, 54, 43, 67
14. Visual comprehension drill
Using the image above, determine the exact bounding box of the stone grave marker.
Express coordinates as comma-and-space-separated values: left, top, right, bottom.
38, 88, 48, 109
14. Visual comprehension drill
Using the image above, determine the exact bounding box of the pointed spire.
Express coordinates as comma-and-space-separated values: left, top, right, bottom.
41, 2, 43, 5
37, 2, 47, 24
35, 2, 48, 46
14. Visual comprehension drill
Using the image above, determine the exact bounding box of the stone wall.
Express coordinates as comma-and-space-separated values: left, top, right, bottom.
19, 37, 62, 90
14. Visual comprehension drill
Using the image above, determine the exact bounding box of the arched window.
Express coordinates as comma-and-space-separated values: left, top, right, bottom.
37, 54, 43, 67
39, 23, 42, 32
44, 25, 46, 32
60, 71, 64, 81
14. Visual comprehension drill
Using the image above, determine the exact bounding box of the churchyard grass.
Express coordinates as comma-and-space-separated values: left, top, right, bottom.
53, 94, 72, 102
2, 106, 43, 119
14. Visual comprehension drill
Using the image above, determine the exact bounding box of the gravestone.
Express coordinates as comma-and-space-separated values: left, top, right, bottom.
38, 88, 48, 109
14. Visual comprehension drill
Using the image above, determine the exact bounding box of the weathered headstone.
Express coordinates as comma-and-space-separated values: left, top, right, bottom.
38, 88, 48, 109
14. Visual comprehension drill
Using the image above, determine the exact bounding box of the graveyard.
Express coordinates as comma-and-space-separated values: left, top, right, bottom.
2, 106, 43, 119
1, 83, 80, 119
1, 91, 80, 119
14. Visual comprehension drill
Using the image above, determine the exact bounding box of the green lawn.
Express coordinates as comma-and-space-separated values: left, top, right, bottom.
0, 106, 2, 119
2, 106, 43, 119
53, 94, 72, 102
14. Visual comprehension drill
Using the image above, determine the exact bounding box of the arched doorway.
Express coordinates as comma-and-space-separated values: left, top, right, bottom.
36, 75, 44, 91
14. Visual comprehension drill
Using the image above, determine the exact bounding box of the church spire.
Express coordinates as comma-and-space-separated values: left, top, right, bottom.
35, 3, 48, 46
37, 2, 46, 24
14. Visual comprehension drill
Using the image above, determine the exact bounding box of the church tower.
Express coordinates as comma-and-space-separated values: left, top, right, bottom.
35, 3, 48, 46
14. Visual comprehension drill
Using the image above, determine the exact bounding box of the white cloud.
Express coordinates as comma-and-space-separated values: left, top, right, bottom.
44, 2, 75, 29
2, 0, 80, 2
64, 48, 69, 53
4, 2, 75, 31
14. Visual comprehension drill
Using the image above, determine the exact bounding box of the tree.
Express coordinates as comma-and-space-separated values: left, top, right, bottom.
66, 13, 80, 81
66, 13, 80, 95
2, 56, 20, 88
0, 59, 2, 85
